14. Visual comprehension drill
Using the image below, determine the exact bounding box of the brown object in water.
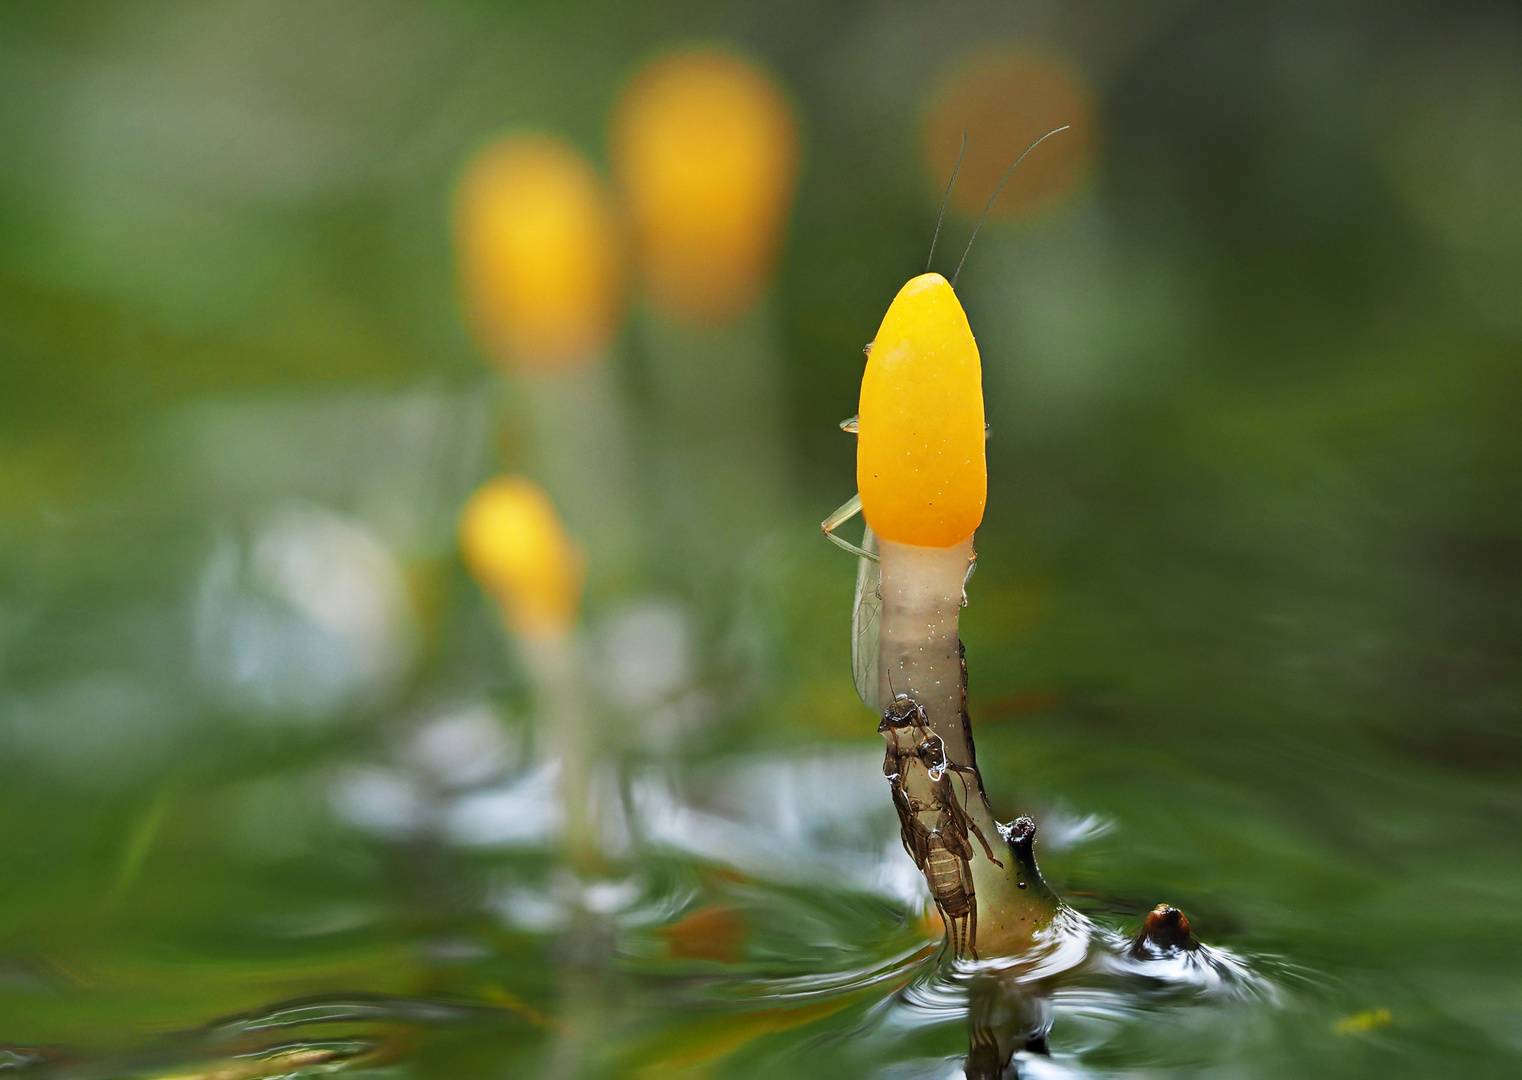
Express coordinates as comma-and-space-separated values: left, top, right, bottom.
661, 904, 747, 963
1130, 904, 1199, 958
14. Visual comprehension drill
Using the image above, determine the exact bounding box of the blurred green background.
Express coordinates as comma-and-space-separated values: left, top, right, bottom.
2, 1, 1520, 1077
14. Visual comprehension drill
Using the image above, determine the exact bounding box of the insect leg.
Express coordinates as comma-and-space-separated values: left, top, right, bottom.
966, 817, 1003, 868
944, 908, 966, 959
960, 856, 979, 958
950, 773, 1005, 867
822, 493, 879, 560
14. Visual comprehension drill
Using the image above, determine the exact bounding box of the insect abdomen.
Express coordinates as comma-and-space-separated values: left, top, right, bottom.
926, 844, 971, 918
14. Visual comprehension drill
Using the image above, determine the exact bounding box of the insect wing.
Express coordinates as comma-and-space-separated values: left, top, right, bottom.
851, 522, 882, 712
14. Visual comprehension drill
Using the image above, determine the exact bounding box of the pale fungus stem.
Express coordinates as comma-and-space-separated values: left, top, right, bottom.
875, 536, 974, 761
875, 536, 1058, 957
519, 634, 597, 871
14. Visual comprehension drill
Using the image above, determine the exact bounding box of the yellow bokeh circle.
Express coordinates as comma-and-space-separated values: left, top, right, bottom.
922, 48, 1095, 222
612, 48, 799, 324
455, 134, 624, 373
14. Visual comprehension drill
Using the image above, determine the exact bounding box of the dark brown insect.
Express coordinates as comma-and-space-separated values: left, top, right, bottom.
880, 694, 1002, 958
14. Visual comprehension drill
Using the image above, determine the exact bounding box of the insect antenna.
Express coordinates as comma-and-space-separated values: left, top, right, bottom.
925, 132, 967, 273
950, 125, 1070, 288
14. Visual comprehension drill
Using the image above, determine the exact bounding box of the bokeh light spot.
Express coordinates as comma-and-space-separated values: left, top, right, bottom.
454, 134, 624, 373
611, 48, 799, 324
922, 48, 1096, 222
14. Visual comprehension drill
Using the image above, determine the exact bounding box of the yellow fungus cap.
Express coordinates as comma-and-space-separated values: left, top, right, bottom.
454, 134, 623, 373
458, 476, 585, 639
857, 273, 986, 548
611, 49, 798, 324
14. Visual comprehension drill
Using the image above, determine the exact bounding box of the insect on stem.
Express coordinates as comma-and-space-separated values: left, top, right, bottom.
926, 132, 967, 274
950, 125, 1071, 288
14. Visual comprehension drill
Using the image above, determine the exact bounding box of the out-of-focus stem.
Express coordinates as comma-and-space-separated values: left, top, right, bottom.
640, 304, 787, 583
877, 537, 1059, 956
521, 635, 597, 871
509, 364, 642, 590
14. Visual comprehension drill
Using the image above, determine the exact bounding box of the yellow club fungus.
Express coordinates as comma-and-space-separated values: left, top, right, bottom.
611, 48, 799, 323
458, 475, 585, 640
824, 131, 1073, 954
827, 267, 1062, 959
857, 272, 986, 549
454, 134, 623, 373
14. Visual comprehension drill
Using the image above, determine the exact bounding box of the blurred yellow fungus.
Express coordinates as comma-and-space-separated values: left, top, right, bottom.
1335, 1008, 1392, 1035
454, 134, 623, 372
611, 48, 799, 323
458, 475, 585, 640
857, 272, 986, 548
923, 48, 1094, 221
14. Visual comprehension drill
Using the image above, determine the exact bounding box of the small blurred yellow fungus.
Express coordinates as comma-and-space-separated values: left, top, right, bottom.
923, 47, 1095, 221
458, 476, 585, 640
857, 272, 986, 548
1335, 1008, 1392, 1035
454, 134, 623, 373
611, 48, 799, 323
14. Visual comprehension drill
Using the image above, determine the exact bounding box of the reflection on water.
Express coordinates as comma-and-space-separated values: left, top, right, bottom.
4, 745, 1279, 1080
9, 995, 511, 1080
